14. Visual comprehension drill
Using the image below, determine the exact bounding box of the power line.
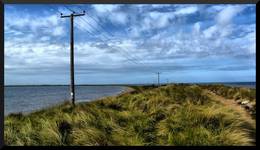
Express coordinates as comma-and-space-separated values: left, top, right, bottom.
64, 6, 139, 56
78, 9, 143, 59
79, 18, 142, 61
78, 10, 146, 66
63, 6, 158, 74
76, 7, 146, 65
63, 6, 142, 66
63, 5, 77, 14
73, 19, 140, 65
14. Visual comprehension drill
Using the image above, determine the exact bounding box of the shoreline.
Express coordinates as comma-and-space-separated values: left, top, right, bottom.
5, 84, 254, 116
5, 86, 133, 116
75, 86, 135, 104
4, 81, 255, 87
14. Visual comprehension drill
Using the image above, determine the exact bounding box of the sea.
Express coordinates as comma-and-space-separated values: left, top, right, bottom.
196, 82, 256, 89
220, 82, 256, 89
4, 82, 255, 115
4, 85, 127, 115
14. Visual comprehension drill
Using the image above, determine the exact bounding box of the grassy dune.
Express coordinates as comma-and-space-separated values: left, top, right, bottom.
201, 84, 256, 118
4, 84, 256, 146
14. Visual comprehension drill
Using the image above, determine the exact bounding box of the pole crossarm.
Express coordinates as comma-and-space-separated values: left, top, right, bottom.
61, 13, 85, 18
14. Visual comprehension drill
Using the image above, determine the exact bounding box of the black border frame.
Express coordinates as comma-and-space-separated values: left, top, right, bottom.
0, 0, 258, 149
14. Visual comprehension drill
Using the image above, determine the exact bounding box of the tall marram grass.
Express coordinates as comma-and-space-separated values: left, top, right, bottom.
201, 84, 256, 101
201, 84, 256, 118
4, 84, 255, 146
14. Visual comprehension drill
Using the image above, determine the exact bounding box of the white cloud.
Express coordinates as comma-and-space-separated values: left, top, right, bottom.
92, 4, 120, 13
5, 41, 69, 69
193, 22, 201, 34
150, 4, 173, 9
216, 5, 245, 26
108, 12, 128, 25
89, 4, 129, 26
231, 29, 255, 55
52, 26, 64, 36
138, 12, 174, 31
248, 32, 256, 54
128, 27, 140, 37
5, 8, 64, 36
203, 25, 218, 39
174, 6, 198, 15
40, 36, 51, 42
203, 5, 247, 39
206, 5, 226, 14
128, 5, 199, 33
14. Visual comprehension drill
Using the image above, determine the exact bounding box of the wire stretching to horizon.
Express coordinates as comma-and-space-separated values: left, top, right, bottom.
71, 5, 153, 69
76, 17, 143, 65
64, 5, 146, 65
73, 6, 160, 72
58, 5, 160, 74
74, 18, 141, 66
62, 5, 146, 66
57, 5, 141, 67
45, 5, 161, 74
76, 6, 146, 64
81, 14, 146, 65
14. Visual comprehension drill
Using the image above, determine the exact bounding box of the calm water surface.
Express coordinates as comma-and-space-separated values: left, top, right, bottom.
5, 86, 127, 115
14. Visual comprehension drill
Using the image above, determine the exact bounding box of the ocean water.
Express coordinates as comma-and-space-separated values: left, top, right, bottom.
194, 82, 256, 89
4, 86, 127, 115
222, 82, 256, 89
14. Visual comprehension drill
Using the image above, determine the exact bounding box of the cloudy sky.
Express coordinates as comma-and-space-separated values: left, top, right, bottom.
4, 4, 256, 85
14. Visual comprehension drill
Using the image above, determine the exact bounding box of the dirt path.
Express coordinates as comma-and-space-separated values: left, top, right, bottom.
204, 89, 256, 145
204, 90, 255, 128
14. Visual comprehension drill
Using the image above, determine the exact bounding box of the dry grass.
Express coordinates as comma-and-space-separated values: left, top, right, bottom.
4, 84, 256, 146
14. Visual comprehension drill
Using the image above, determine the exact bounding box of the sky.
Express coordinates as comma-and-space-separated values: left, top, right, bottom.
4, 4, 256, 85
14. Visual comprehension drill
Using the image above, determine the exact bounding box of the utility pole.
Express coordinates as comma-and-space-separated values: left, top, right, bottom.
157, 72, 160, 87
61, 11, 85, 106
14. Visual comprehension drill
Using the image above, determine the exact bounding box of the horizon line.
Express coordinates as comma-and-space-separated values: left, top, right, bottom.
4, 81, 256, 86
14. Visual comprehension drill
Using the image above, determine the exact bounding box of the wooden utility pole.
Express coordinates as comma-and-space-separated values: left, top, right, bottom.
61, 11, 85, 106
157, 72, 160, 87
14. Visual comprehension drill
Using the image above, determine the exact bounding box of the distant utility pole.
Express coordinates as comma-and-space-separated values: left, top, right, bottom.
157, 72, 161, 87
61, 11, 85, 106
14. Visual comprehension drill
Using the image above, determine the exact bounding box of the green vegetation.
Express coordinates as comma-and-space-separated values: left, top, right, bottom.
201, 84, 256, 117
201, 84, 255, 101
4, 84, 255, 146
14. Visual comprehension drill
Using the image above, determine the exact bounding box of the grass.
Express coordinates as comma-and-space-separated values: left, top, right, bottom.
201, 84, 256, 118
201, 84, 256, 101
4, 84, 256, 146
